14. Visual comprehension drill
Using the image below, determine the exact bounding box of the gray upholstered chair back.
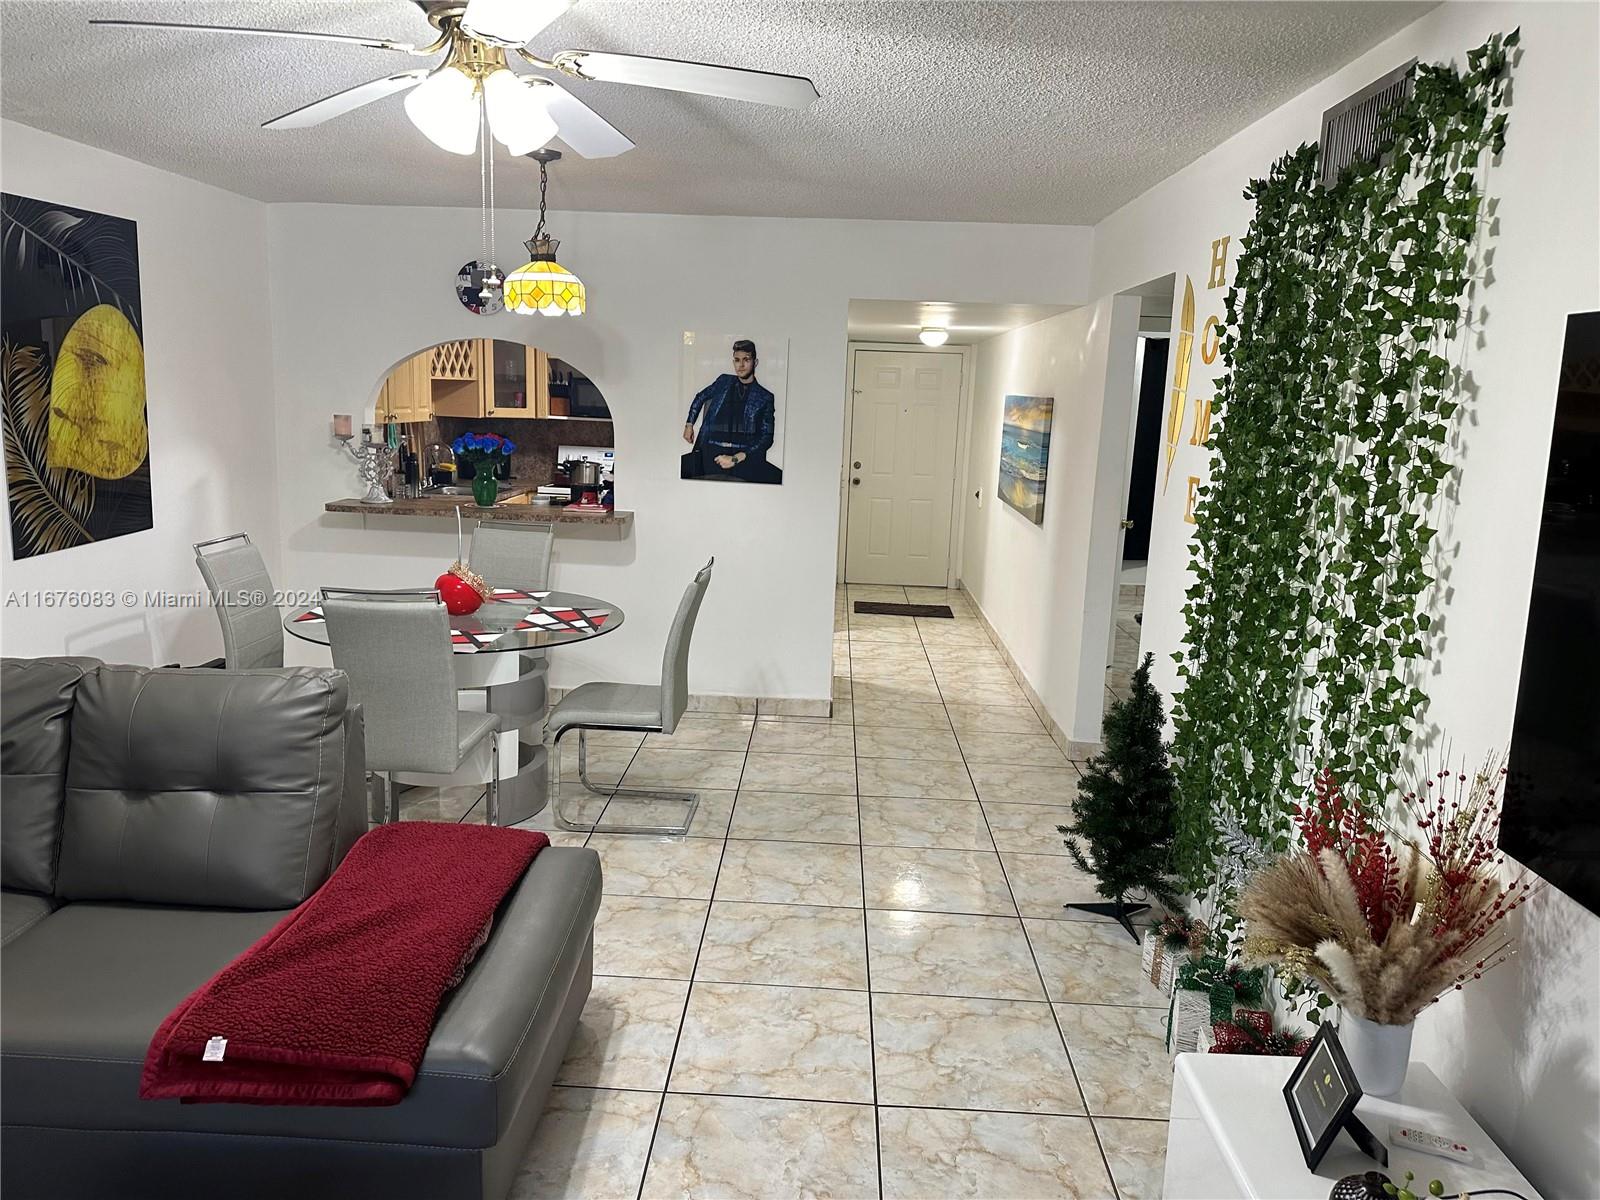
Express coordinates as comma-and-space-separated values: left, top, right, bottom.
658, 559, 714, 735
194, 533, 284, 670
321, 589, 459, 775
470, 521, 554, 592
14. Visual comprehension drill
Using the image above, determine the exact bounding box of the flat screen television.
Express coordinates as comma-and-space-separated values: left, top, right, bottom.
1501, 310, 1600, 915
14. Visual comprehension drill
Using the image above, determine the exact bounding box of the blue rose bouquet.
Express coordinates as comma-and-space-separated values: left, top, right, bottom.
452, 432, 516, 505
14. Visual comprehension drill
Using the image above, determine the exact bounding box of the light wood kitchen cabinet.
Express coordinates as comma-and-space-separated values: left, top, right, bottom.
428, 340, 484, 418
484, 341, 549, 419
376, 350, 432, 423
378, 340, 588, 423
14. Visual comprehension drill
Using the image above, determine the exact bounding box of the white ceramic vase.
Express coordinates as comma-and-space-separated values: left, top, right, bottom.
1340, 1012, 1414, 1097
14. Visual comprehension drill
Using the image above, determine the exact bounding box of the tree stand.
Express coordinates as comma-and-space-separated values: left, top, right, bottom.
1064, 900, 1148, 942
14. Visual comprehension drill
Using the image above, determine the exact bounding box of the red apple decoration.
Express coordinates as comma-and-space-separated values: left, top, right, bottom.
435, 562, 490, 616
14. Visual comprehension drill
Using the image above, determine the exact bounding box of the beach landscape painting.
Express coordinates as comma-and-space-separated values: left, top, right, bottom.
998, 394, 1053, 524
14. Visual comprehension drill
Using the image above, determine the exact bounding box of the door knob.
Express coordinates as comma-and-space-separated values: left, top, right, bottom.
851, 478, 861, 486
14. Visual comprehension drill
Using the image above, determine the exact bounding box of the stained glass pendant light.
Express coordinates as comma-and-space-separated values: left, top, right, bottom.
505, 150, 586, 316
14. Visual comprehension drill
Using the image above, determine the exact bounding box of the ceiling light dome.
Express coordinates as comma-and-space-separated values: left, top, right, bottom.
919, 327, 950, 347
403, 65, 479, 154
482, 69, 558, 155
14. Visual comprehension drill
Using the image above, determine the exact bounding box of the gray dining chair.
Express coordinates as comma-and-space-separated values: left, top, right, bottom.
546, 558, 714, 836
470, 519, 557, 675
193, 533, 282, 670
470, 520, 555, 593
321, 587, 501, 826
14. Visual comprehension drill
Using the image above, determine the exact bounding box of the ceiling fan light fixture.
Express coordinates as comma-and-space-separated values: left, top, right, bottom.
460, 0, 574, 48
919, 327, 950, 346
403, 65, 479, 154
483, 70, 558, 155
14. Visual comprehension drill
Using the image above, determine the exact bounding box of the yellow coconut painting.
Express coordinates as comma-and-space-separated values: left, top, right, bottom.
1, 194, 152, 557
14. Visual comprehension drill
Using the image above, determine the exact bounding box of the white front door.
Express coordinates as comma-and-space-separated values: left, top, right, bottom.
844, 348, 963, 586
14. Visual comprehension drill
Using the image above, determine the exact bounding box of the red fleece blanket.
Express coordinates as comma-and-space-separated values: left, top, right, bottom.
140, 821, 548, 1106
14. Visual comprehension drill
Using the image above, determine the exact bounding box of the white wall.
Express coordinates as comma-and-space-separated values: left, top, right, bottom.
0, 121, 280, 666
265, 206, 1092, 700
959, 296, 1141, 741
1088, 5, 1600, 1194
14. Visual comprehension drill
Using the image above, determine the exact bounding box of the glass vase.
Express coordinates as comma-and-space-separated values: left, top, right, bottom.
472, 468, 499, 508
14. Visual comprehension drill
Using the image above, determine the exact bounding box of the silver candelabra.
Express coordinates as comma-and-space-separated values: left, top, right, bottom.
336, 434, 398, 505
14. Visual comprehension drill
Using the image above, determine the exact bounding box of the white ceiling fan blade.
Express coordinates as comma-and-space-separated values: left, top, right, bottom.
263, 71, 430, 130
537, 81, 634, 158
557, 51, 818, 109
88, 19, 417, 52
462, 0, 573, 48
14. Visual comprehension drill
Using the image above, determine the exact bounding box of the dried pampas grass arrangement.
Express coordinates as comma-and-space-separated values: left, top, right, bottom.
1240, 760, 1536, 1026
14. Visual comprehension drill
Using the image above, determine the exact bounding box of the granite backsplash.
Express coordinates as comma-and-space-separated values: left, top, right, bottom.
419, 416, 614, 489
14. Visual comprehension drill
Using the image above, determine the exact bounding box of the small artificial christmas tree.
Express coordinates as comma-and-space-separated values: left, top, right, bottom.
1058, 652, 1187, 940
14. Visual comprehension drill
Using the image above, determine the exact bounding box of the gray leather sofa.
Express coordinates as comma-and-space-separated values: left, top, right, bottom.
1, 658, 601, 1200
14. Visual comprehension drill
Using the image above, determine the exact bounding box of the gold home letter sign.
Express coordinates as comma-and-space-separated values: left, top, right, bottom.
1189, 397, 1213, 446
1208, 237, 1230, 289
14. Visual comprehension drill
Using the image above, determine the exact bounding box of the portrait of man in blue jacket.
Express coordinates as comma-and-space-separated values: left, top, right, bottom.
681, 339, 783, 484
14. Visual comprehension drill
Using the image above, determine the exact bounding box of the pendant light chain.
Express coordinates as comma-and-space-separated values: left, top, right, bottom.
534, 159, 549, 242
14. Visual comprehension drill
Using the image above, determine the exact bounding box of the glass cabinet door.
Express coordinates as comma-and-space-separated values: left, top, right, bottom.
487, 339, 529, 414
485, 341, 549, 418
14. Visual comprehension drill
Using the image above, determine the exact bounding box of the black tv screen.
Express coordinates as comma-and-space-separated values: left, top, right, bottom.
1501, 311, 1600, 915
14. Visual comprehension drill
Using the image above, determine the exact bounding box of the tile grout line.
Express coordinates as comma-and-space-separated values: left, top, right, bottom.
629, 711, 753, 1200
916, 594, 1129, 1200
847, 594, 894, 1200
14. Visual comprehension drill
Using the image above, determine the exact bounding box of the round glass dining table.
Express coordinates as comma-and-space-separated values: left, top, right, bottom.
285, 589, 625, 825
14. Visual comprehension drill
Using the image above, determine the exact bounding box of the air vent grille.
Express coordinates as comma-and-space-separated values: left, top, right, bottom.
1318, 59, 1418, 188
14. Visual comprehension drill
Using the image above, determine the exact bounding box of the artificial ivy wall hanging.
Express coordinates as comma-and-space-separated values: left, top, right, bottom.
1169, 31, 1519, 892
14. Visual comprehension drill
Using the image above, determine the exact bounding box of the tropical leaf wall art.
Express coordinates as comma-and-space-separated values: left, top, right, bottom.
2, 340, 95, 555
1, 193, 152, 559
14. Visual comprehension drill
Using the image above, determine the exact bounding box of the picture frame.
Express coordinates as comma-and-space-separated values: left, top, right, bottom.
1283, 1021, 1388, 1172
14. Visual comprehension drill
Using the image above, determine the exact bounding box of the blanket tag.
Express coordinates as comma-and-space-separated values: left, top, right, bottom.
202, 1036, 228, 1063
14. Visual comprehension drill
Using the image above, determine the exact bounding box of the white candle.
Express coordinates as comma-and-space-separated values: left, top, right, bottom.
332, 413, 353, 439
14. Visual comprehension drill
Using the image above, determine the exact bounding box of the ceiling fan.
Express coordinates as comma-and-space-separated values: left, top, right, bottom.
89, 0, 819, 159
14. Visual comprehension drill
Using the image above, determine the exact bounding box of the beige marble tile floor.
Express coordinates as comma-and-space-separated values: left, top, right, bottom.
405, 584, 1166, 1198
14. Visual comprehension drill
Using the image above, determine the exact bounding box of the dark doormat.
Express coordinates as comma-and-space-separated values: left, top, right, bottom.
852, 601, 955, 619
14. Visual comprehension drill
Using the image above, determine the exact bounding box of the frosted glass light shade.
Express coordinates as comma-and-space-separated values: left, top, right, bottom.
919, 327, 950, 346
461, 0, 573, 47
404, 66, 479, 155
483, 70, 558, 155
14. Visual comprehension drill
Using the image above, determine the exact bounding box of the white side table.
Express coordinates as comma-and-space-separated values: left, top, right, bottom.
1163, 1053, 1541, 1199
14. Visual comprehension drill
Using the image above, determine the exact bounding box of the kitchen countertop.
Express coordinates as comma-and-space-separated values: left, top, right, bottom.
325, 488, 631, 527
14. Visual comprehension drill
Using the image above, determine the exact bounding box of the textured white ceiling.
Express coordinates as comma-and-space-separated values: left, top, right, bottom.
847, 299, 1070, 345
0, 1, 1433, 223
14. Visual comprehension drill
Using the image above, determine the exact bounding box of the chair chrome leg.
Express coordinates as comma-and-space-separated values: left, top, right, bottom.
486, 736, 501, 827
574, 729, 615, 798
552, 727, 699, 836
383, 773, 398, 825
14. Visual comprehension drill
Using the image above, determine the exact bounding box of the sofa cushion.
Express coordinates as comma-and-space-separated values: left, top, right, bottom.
1, 657, 97, 895
56, 665, 353, 909
1, 891, 57, 948
2, 846, 601, 1149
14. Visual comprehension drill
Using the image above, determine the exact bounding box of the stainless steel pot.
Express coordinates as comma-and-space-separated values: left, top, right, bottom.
564, 459, 603, 489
